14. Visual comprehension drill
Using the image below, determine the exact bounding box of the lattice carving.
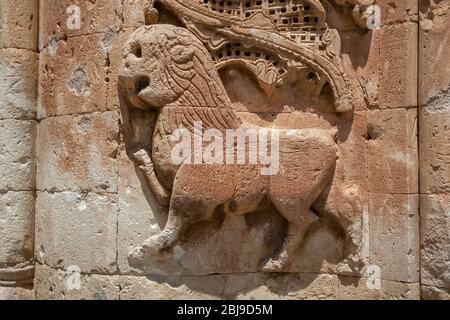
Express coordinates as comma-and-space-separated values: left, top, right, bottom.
145, 0, 365, 112
196, 0, 326, 47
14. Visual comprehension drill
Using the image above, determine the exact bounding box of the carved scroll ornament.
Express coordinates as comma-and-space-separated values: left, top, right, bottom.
118, 0, 366, 274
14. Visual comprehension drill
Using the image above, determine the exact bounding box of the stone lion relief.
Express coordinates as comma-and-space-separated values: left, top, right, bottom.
118, 0, 369, 274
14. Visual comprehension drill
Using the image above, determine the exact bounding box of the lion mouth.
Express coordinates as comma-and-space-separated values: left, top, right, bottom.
135, 76, 150, 96
122, 76, 152, 109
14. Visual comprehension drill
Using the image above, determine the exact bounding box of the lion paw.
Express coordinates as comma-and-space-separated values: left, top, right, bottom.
131, 148, 152, 167
261, 259, 286, 273
128, 246, 146, 266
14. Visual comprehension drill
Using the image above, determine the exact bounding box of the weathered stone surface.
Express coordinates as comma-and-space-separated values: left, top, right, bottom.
37, 111, 119, 193
421, 285, 450, 300
34, 264, 119, 300
38, 34, 110, 118
123, 0, 149, 29
0, 0, 37, 297
117, 146, 166, 274
120, 273, 420, 300
420, 98, 450, 195
420, 195, 450, 291
367, 108, 418, 194
118, 146, 346, 276
419, 0, 450, 105
107, 28, 134, 111
378, 23, 418, 109
419, 0, 450, 300
336, 111, 368, 199
0, 119, 36, 191
0, 0, 39, 51
120, 273, 341, 300
0, 286, 33, 300
378, 0, 418, 25
2, 1, 437, 300
0, 191, 35, 268
338, 277, 420, 300
0, 49, 38, 119
35, 191, 117, 274
340, 22, 418, 110
369, 194, 419, 283
120, 275, 225, 300
39, 0, 123, 50
225, 273, 340, 300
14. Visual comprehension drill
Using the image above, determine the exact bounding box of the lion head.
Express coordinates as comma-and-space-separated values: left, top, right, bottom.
118, 24, 228, 110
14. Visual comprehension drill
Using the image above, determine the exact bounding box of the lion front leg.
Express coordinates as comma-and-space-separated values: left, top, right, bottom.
129, 208, 188, 263
132, 148, 171, 206
128, 184, 217, 263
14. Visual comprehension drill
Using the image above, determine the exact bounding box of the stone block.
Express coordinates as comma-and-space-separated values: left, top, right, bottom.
0, 0, 39, 51
37, 112, 119, 193
34, 264, 120, 300
119, 273, 341, 300
378, 0, 418, 25
39, 0, 123, 50
378, 23, 418, 109
0, 49, 38, 120
0, 191, 35, 268
419, 1, 450, 105
0, 286, 33, 300
0, 119, 36, 191
419, 100, 450, 195
38, 34, 109, 118
369, 193, 419, 283
420, 195, 450, 291
368, 108, 418, 194
35, 191, 118, 274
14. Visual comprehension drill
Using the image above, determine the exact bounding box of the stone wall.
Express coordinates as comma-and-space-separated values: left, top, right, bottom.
0, 0, 448, 300
33, 0, 421, 300
0, 0, 38, 299
419, 0, 450, 300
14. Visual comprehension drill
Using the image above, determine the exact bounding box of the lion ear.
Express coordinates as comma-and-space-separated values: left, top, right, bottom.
170, 45, 195, 64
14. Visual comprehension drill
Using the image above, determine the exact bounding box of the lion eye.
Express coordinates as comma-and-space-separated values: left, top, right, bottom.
130, 43, 142, 58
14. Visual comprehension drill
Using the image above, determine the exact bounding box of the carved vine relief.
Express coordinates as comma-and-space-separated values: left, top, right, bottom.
118, 0, 370, 274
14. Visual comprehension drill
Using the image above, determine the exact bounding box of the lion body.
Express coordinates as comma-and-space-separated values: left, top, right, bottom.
119, 24, 363, 272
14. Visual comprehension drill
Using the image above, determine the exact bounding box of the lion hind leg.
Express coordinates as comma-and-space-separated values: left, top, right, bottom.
313, 183, 365, 275
261, 221, 313, 273
262, 196, 319, 272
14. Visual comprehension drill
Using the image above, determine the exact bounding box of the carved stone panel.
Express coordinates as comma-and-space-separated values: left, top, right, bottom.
114, 0, 417, 288
22, 0, 425, 300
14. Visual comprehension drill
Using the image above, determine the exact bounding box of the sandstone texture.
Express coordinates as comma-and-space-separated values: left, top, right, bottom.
0, 0, 448, 301
419, 0, 450, 299
0, 0, 37, 297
